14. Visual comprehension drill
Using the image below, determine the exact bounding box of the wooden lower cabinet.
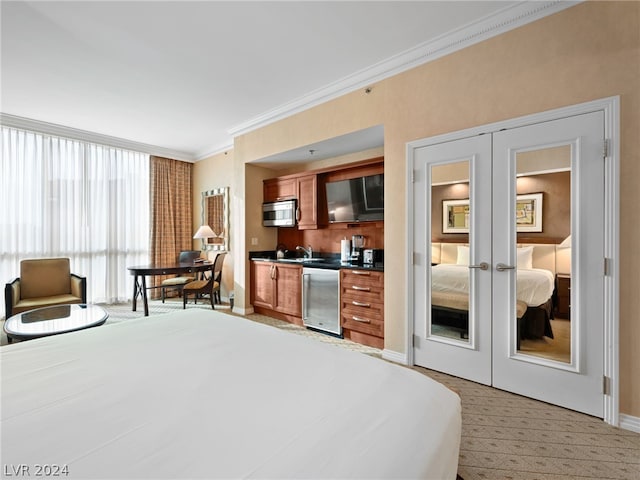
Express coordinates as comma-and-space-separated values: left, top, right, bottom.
250, 261, 302, 323
340, 269, 384, 349
251, 262, 385, 348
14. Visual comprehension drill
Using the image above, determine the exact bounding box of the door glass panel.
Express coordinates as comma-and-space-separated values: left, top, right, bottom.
514, 145, 571, 363
430, 160, 471, 344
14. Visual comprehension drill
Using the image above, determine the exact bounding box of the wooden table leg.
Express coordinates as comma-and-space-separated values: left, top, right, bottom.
142, 275, 149, 316
132, 274, 139, 312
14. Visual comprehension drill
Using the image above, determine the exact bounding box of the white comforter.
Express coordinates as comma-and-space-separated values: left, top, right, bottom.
432, 264, 555, 306
1, 309, 461, 479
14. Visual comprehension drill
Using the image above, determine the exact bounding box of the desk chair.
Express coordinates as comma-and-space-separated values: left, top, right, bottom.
161, 250, 201, 302
183, 253, 226, 309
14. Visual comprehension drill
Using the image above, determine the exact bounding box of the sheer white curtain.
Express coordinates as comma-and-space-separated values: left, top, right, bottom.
1, 127, 149, 317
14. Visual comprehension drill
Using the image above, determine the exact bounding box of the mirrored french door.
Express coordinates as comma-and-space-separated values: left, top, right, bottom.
412, 111, 605, 417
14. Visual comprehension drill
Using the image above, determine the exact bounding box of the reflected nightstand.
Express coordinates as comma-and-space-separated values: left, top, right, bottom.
555, 273, 571, 320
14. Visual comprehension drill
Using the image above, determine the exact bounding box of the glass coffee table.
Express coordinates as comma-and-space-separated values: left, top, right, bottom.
4, 304, 108, 343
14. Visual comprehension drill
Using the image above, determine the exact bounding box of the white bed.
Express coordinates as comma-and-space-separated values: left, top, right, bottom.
1, 309, 461, 479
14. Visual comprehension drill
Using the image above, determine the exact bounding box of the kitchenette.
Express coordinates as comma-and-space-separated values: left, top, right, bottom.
250, 158, 385, 349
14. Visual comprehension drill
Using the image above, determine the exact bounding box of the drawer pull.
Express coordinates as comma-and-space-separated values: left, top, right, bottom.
352, 301, 371, 308
351, 285, 371, 292
352, 271, 371, 276
351, 316, 370, 323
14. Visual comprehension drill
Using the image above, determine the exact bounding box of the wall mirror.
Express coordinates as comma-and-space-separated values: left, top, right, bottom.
201, 187, 229, 251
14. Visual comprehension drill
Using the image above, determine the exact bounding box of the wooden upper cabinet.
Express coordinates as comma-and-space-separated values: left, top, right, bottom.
296, 174, 317, 230
263, 174, 318, 230
264, 177, 296, 202
263, 157, 383, 230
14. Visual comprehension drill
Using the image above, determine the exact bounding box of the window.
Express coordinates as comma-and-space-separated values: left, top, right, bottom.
1, 127, 150, 316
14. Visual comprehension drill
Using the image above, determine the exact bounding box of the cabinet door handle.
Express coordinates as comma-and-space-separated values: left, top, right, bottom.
352, 271, 371, 276
352, 316, 371, 323
352, 301, 371, 308
351, 285, 371, 292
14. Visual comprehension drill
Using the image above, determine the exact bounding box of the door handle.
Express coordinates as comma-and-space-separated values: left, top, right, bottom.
496, 263, 516, 272
468, 262, 489, 270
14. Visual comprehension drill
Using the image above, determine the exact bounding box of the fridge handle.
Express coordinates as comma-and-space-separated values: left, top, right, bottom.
302, 273, 310, 320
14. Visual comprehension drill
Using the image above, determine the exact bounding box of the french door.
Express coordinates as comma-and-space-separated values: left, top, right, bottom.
412, 111, 605, 417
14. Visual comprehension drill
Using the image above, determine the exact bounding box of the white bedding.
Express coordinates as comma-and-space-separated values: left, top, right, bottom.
1, 309, 461, 479
432, 264, 555, 306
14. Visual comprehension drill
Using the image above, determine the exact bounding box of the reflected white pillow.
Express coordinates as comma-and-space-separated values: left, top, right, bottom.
517, 246, 534, 269
456, 245, 469, 265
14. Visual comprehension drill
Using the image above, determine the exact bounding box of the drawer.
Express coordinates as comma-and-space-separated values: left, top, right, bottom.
341, 270, 383, 289
341, 301, 383, 321
341, 285, 384, 304
341, 309, 384, 337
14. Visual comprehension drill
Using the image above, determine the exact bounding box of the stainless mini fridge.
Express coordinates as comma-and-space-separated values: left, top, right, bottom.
302, 267, 341, 336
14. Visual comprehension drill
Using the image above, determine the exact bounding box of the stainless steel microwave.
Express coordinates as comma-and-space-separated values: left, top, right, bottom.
262, 199, 296, 227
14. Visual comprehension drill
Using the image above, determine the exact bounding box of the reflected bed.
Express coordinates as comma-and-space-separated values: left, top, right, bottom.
430, 243, 564, 342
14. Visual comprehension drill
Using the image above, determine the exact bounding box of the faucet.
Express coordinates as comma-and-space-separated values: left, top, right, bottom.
296, 245, 313, 259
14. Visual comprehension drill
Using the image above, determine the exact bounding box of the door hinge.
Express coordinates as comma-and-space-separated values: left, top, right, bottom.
603, 375, 610, 395
603, 139, 609, 158
413, 334, 420, 348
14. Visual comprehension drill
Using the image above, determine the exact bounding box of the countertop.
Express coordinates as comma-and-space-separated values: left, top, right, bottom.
249, 252, 384, 272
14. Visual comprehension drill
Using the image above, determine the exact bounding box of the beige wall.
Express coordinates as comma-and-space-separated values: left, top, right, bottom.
209, 2, 639, 417
192, 150, 235, 299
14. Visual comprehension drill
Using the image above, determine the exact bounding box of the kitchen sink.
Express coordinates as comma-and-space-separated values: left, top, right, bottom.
278, 258, 325, 263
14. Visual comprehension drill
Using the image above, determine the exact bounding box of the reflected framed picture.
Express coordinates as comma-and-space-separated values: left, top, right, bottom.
443, 199, 470, 233
516, 193, 543, 232
443, 193, 543, 234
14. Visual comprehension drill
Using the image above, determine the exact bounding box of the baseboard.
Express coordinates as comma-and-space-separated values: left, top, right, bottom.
619, 414, 640, 433
382, 349, 409, 365
232, 306, 254, 315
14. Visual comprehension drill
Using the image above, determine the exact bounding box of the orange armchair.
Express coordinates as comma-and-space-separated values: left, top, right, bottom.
4, 258, 87, 318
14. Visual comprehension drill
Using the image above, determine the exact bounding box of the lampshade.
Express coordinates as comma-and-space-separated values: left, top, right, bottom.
559, 235, 572, 248
193, 225, 216, 239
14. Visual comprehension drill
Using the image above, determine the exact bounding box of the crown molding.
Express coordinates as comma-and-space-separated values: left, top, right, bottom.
194, 143, 235, 162
228, 0, 579, 138
0, 113, 197, 162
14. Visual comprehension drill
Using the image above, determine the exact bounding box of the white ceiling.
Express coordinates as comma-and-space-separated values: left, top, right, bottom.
1, 1, 570, 162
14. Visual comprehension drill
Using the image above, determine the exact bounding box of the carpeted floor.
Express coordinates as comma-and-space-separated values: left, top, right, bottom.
2, 300, 639, 479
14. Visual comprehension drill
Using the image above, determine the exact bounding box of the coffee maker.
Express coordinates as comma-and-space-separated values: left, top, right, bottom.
350, 235, 365, 265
